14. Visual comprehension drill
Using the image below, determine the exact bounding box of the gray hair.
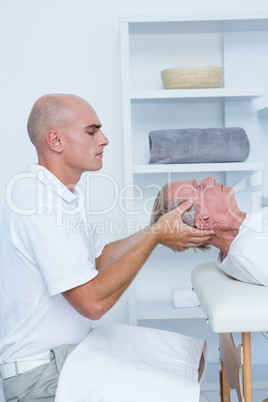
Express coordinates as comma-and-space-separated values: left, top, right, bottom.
150, 183, 210, 251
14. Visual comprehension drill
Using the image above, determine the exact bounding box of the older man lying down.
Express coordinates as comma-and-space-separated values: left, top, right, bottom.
151, 177, 268, 286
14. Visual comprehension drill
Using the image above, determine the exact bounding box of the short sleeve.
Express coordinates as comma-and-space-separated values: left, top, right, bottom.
86, 223, 106, 259
13, 212, 105, 296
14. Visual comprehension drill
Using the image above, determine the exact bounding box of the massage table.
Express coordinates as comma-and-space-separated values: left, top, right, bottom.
191, 261, 268, 402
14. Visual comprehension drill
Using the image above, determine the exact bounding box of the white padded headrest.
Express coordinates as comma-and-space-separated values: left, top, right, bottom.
191, 261, 268, 333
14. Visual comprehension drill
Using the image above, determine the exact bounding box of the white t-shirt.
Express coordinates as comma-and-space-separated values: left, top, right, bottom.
0, 164, 106, 363
218, 207, 268, 286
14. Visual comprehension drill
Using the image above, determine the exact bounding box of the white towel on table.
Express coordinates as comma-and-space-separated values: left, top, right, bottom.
55, 323, 207, 402
173, 287, 201, 308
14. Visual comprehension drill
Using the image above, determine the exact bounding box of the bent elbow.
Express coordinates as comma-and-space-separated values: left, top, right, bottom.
62, 294, 106, 321
86, 307, 105, 321
62, 285, 109, 321
78, 301, 107, 321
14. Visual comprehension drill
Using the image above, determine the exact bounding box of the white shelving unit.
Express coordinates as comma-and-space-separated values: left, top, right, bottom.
120, 12, 267, 327
137, 300, 205, 320
258, 107, 268, 118
261, 196, 268, 206
133, 162, 264, 174
131, 87, 263, 101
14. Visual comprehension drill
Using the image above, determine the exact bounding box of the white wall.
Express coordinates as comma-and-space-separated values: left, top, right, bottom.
1, 0, 268, 327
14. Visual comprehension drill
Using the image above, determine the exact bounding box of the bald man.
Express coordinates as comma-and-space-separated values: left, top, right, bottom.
0, 94, 214, 401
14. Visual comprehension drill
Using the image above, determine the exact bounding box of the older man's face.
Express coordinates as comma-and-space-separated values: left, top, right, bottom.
168, 177, 238, 228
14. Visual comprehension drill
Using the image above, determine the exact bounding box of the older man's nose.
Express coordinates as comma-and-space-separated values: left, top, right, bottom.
206, 177, 216, 185
198, 177, 216, 186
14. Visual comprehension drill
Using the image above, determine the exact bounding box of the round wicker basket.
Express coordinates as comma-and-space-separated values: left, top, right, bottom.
161, 65, 224, 89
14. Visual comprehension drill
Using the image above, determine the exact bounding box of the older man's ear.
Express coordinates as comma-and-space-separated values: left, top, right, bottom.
194, 214, 214, 230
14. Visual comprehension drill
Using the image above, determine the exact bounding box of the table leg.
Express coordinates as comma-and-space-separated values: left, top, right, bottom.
219, 360, 231, 402
242, 332, 252, 402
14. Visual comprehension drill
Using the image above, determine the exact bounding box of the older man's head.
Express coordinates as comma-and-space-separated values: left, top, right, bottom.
151, 177, 240, 250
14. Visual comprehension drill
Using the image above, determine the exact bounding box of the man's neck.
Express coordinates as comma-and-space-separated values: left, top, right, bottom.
37, 158, 81, 192
209, 212, 246, 256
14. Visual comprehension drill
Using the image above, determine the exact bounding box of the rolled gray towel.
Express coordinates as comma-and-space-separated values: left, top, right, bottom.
149, 127, 250, 164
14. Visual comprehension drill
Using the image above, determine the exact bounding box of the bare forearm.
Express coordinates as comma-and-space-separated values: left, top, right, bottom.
96, 225, 152, 270
63, 200, 215, 320
63, 227, 158, 319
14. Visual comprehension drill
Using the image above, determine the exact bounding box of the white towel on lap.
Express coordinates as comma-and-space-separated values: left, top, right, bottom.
55, 323, 207, 402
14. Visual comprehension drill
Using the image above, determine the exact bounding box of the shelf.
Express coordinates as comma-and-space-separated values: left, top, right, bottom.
257, 107, 268, 118
137, 299, 206, 320
121, 11, 268, 36
131, 88, 263, 102
121, 11, 268, 26
133, 162, 264, 174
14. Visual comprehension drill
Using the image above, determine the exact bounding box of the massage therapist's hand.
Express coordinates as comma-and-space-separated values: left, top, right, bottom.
151, 199, 215, 251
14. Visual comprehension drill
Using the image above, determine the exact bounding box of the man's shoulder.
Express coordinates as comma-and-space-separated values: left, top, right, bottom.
5, 172, 40, 214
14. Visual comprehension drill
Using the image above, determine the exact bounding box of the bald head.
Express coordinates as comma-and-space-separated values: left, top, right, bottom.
27, 94, 90, 147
